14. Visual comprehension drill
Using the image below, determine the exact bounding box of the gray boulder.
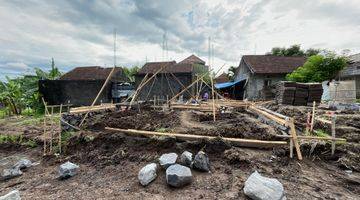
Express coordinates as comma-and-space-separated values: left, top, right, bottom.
138, 163, 157, 186
13, 159, 32, 170
244, 171, 285, 200
166, 164, 192, 187
193, 151, 210, 172
159, 153, 178, 169
1, 168, 22, 181
179, 151, 193, 167
58, 161, 79, 179
0, 190, 21, 200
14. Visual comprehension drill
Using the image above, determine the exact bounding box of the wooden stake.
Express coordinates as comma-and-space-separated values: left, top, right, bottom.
306, 112, 311, 135
105, 127, 287, 148
210, 73, 216, 121
310, 101, 316, 132
58, 104, 63, 154
79, 67, 117, 127
331, 112, 336, 156
288, 118, 303, 160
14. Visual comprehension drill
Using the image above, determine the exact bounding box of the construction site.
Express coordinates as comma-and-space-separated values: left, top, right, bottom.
1, 58, 360, 199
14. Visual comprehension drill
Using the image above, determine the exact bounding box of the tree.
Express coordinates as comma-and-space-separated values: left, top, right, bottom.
0, 58, 63, 115
267, 44, 321, 57
227, 66, 237, 81
286, 53, 347, 83
122, 66, 139, 82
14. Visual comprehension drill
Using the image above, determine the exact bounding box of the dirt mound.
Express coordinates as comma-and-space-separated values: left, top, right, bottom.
90, 110, 181, 131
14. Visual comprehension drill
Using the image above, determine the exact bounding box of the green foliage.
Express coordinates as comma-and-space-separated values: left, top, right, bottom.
0, 58, 62, 115
267, 44, 321, 57
155, 127, 167, 133
122, 66, 140, 82
227, 66, 237, 81
313, 129, 330, 137
286, 54, 347, 83
23, 139, 37, 148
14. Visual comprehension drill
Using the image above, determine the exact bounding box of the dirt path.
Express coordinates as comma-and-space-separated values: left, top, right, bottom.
179, 111, 214, 130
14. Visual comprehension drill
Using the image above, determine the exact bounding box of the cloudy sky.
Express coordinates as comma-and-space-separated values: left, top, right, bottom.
0, 0, 359, 79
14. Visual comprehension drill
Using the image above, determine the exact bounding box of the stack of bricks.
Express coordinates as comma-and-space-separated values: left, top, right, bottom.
275, 81, 323, 106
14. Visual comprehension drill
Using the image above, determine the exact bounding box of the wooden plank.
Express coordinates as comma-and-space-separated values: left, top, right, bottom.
248, 106, 287, 126
275, 135, 346, 141
288, 118, 303, 160
105, 127, 287, 148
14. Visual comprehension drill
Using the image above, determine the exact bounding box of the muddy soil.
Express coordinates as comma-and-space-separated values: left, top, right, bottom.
0, 132, 359, 200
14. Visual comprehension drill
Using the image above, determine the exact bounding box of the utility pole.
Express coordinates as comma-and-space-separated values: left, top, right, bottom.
114, 29, 117, 67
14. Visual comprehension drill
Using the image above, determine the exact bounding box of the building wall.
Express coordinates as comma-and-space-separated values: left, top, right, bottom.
244, 74, 286, 100
135, 73, 195, 101
39, 80, 112, 106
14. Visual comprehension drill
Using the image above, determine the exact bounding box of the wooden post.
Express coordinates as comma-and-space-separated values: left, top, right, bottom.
58, 104, 63, 154
153, 96, 156, 110
306, 112, 311, 135
310, 101, 316, 132
331, 112, 336, 156
210, 73, 216, 121
289, 139, 294, 158
79, 67, 117, 127
288, 118, 303, 160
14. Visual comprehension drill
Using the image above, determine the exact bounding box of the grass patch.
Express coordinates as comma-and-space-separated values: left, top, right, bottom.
313, 129, 331, 137
22, 139, 37, 148
155, 127, 168, 133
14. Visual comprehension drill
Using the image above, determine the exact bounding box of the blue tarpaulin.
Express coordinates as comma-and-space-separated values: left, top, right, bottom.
214, 79, 245, 89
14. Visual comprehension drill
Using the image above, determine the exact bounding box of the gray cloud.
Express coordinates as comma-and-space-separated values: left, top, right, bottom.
0, 0, 359, 79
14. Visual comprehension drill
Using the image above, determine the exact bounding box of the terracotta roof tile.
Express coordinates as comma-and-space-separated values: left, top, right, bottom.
179, 54, 205, 65
242, 55, 306, 74
138, 61, 193, 74
60, 66, 125, 81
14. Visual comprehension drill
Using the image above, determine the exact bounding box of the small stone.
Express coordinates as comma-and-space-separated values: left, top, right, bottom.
166, 164, 192, 187
13, 159, 32, 170
58, 161, 79, 179
244, 171, 285, 200
1, 168, 22, 181
0, 190, 21, 200
138, 163, 157, 186
159, 153, 178, 169
193, 151, 210, 172
179, 151, 193, 167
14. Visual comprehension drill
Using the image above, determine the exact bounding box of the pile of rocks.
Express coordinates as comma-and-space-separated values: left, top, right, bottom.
1, 158, 32, 181
138, 150, 210, 188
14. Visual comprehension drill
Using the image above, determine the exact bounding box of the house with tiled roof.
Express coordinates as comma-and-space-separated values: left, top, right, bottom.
233, 55, 306, 100
135, 55, 208, 100
40, 66, 129, 106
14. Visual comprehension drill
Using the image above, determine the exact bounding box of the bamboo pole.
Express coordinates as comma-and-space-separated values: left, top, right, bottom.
129, 63, 172, 108
169, 72, 199, 101
105, 127, 287, 148
168, 64, 226, 104
210, 72, 216, 121
58, 104, 63, 154
275, 134, 345, 141
310, 101, 316, 132
79, 67, 117, 127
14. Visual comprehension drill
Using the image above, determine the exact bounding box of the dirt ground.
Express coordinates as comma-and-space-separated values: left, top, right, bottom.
0, 105, 360, 199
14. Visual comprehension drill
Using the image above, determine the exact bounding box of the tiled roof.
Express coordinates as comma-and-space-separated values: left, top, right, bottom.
60, 66, 124, 80
242, 55, 306, 74
137, 61, 193, 74
214, 72, 229, 83
179, 54, 206, 65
